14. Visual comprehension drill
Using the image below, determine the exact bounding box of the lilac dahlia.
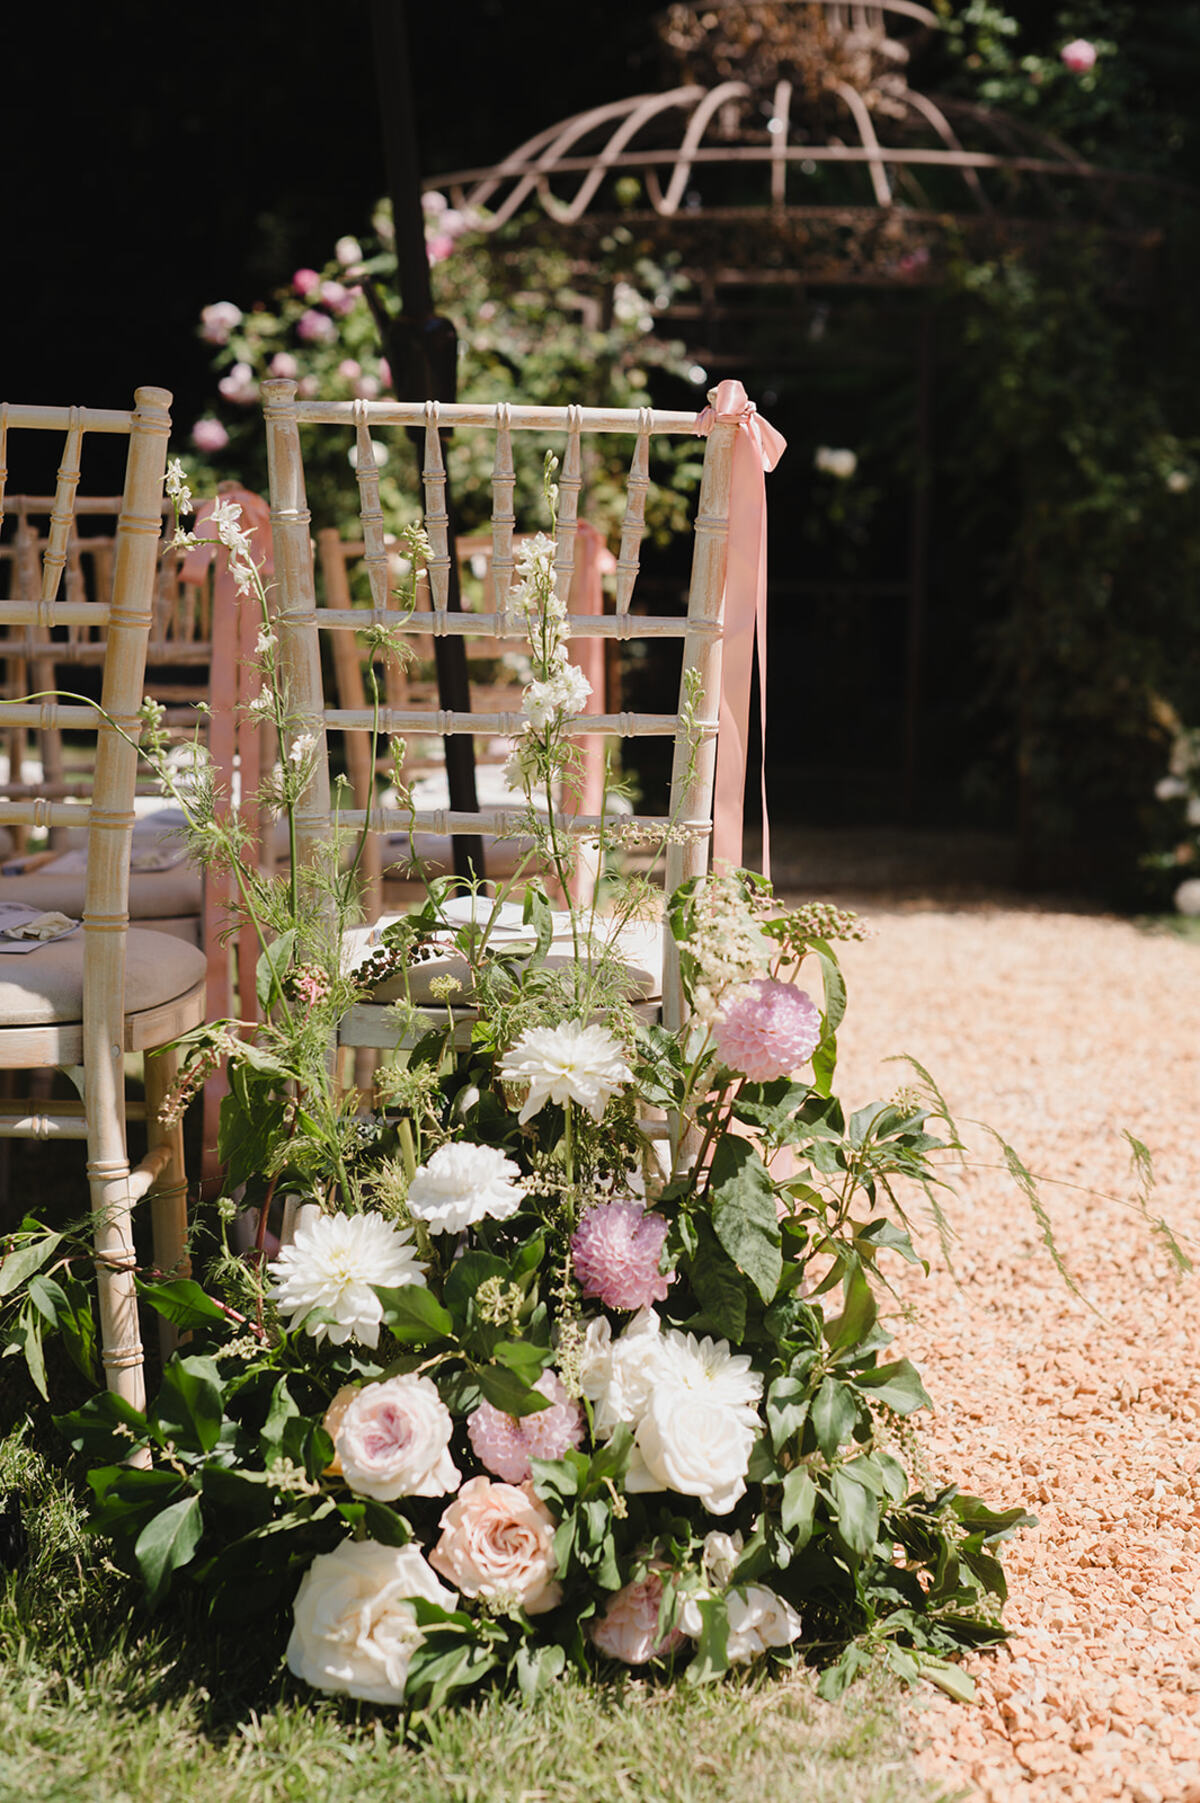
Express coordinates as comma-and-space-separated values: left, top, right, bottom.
571, 1202, 671, 1311
467, 1370, 584, 1483
714, 978, 821, 1082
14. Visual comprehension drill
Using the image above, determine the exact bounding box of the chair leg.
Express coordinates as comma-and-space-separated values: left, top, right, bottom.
144, 1044, 190, 1362
88, 1154, 147, 1415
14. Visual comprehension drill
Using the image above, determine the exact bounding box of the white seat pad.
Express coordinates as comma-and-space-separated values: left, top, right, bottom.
367, 913, 665, 1007
0, 927, 208, 1026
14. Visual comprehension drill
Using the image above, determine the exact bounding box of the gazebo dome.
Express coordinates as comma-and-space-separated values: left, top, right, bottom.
430, 0, 1153, 285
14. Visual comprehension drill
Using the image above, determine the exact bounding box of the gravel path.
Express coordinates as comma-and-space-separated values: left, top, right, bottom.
811, 899, 1200, 1803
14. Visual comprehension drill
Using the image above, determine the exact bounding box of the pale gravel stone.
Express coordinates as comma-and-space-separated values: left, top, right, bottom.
786, 898, 1200, 1803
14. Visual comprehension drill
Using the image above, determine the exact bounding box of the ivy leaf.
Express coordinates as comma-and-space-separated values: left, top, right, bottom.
135, 1493, 204, 1606
709, 1138, 782, 1304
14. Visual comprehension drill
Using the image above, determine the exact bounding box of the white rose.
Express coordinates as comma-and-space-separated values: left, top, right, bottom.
631, 1388, 757, 1514
286, 1539, 456, 1704
335, 1374, 460, 1501
725, 1584, 805, 1663
701, 1530, 743, 1588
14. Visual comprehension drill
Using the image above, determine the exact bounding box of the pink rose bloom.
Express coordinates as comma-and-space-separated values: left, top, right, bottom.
321, 280, 358, 316
333, 1373, 459, 1502
426, 233, 455, 265
297, 309, 338, 345
200, 301, 243, 345
270, 351, 299, 379
467, 1370, 584, 1483
293, 267, 321, 296
571, 1202, 671, 1311
354, 375, 380, 400
335, 235, 363, 268
217, 361, 257, 405
1060, 38, 1097, 72
297, 375, 320, 399
379, 358, 392, 389
590, 1570, 687, 1665
714, 978, 821, 1081
430, 1476, 561, 1613
337, 358, 362, 381
191, 417, 229, 453
423, 190, 448, 217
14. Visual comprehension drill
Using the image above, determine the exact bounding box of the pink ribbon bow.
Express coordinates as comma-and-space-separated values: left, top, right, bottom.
693, 379, 786, 879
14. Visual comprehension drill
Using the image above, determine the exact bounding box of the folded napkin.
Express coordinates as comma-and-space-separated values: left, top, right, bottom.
0, 905, 81, 952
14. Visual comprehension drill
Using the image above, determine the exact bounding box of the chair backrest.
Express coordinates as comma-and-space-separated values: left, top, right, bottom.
262, 384, 742, 1029
0, 493, 211, 842
0, 390, 172, 1366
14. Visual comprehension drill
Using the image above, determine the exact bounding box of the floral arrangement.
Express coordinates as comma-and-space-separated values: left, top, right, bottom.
1, 464, 1038, 1713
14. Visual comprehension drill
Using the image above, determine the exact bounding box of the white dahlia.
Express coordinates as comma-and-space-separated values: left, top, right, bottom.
498, 1021, 631, 1125
268, 1210, 426, 1348
405, 1142, 526, 1235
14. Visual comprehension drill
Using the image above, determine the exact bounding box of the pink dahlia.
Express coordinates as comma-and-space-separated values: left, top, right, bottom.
571, 1203, 671, 1311
467, 1370, 584, 1483
714, 979, 821, 1081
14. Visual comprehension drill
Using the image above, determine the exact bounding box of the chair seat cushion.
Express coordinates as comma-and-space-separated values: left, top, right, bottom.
0, 927, 208, 1026
372, 917, 665, 1007
0, 866, 201, 920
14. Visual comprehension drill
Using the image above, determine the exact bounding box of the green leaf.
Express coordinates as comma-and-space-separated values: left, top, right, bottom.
259, 1376, 301, 1454
55, 1390, 152, 1460
855, 1217, 927, 1270
155, 1354, 224, 1454
811, 1376, 858, 1459
854, 1358, 932, 1416
491, 1339, 551, 1383
477, 1362, 551, 1418
765, 1376, 810, 1452
915, 1653, 977, 1704
0, 1230, 62, 1299
709, 1137, 782, 1304
444, 1251, 508, 1324
218, 1066, 290, 1192
134, 1493, 204, 1606
11, 1300, 48, 1399
88, 1465, 182, 1538
830, 1467, 881, 1559
688, 1228, 748, 1340
825, 1265, 878, 1353
781, 1468, 817, 1546
135, 1278, 230, 1332
256, 928, 296, 1014
684, 1595, 729, 1683
521, 884, 555, 963
374, 1283, 454, 1343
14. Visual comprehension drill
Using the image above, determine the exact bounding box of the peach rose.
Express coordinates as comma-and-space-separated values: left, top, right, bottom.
430, 1476, 561, 1614
590, 1570, 687, 1665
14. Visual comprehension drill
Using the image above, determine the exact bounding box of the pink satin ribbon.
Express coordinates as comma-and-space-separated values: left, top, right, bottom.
693, 380, 786, 878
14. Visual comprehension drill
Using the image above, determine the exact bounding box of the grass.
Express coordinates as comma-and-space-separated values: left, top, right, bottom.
0, 1425, 959, 1803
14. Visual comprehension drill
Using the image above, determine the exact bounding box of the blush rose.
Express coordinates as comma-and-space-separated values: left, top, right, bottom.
430, 1476, 561, 1614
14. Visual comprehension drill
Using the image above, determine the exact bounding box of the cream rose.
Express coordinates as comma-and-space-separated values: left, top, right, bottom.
631, 1388, 757, 1514
334, 1374, 459, 1502
286, 1538, 456, 1704
725, 1584, 804, 1663
430, 1476, 561, 1614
